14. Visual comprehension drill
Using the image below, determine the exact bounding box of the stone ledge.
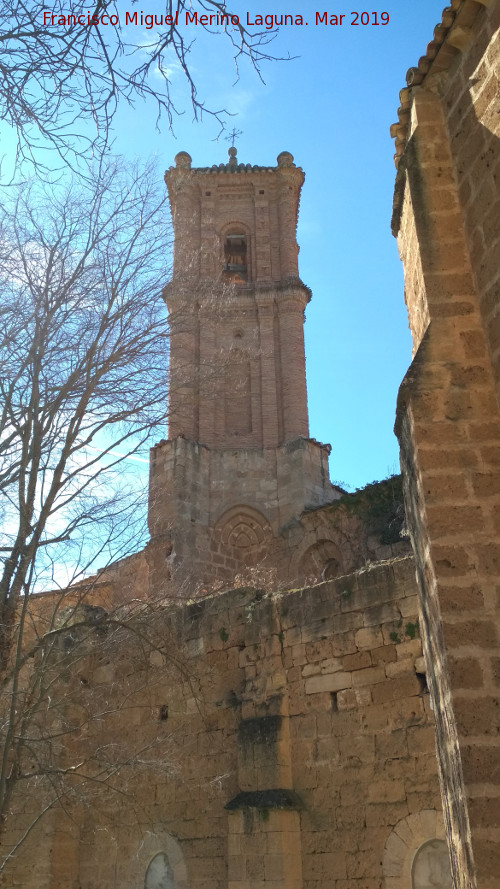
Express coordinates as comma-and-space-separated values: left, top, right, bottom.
225, 789, 303, 811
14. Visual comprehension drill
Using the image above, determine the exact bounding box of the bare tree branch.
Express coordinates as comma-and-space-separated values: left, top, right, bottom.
0, 0, 286, 177
0, 155, 245, 870
0, 157, 172, 655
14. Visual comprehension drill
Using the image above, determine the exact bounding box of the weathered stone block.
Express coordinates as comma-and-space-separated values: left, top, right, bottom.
371, 676, 422, 704
355, 627, 384, 651
352, 666, 387, 687
305, 672, 352, 695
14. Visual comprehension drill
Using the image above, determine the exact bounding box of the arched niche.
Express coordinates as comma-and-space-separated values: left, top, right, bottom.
412, 840, 453, 889
213, 504, 273, 566
145, 852, 174, 889
382, 810, 451, 889
297, 539, 344, 584
137, 832, 188, 889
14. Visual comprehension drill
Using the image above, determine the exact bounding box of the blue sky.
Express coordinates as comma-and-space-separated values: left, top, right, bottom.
6, 1, 444, 491
109, 0, 443, 489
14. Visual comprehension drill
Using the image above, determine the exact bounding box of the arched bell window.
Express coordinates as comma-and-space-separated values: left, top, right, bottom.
223, 231, 248, 281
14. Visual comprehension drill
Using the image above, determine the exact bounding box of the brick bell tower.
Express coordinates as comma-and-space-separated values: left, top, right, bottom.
148, 148, 336, 589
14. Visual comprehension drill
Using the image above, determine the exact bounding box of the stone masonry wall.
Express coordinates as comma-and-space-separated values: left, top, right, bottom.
440, 0, 500, 401
0, 556, 446, 889
392, 3, 500, 887
147, 436, 337, 589
146, 441, 412, 594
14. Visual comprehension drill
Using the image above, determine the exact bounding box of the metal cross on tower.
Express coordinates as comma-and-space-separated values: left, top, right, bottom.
225, 127, 243, 148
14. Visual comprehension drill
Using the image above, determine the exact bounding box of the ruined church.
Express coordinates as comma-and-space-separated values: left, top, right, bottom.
1, 1, 499, 888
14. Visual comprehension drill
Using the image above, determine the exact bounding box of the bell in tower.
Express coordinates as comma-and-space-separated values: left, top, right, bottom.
223, 232, 247, 281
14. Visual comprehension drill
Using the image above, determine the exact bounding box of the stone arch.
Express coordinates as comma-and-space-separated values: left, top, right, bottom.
213, 504, 273, 565
140, 833, 188, 889
296, 538, 344, 583
382, 810, 450, 889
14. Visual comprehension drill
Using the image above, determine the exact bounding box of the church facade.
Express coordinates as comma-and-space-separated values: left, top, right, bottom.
0, 152, 448, 889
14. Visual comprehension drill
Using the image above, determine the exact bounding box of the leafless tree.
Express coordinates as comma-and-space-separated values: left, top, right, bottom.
0, 157, 198, 868
0, 585, 200, 875
0, 157, 172, 668
0, 157, 244, 868
0, 0, 282, 175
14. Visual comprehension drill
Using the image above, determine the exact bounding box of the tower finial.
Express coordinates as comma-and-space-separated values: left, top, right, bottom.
225, 127, 243, 167
225, 126, 242, 148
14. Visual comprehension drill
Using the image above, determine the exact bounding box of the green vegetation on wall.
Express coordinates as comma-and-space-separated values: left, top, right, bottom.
333, 475, 406, 545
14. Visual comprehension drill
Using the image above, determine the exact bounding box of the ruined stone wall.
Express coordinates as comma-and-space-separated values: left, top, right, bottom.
0, 557, 447, 889
147, 444, 410, 593
147, 435, 336, 589
392, 3, 500, 887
